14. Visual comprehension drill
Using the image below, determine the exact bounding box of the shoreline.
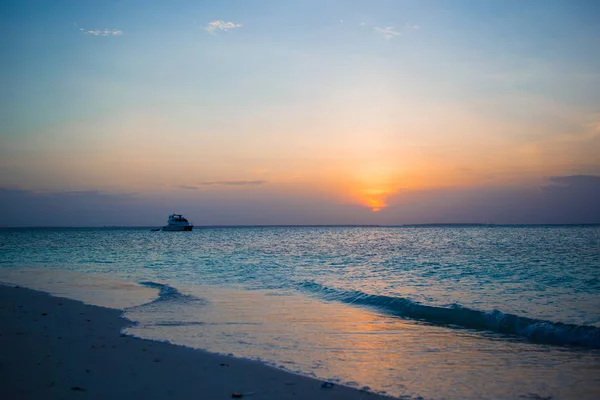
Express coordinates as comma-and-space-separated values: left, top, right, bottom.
0, 284, 392, 400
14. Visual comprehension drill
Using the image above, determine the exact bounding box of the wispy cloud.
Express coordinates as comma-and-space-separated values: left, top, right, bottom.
199, 180, 266, 186
203, 20, 242, 35
177, 180, 267, 190
373, 26, 401, 39
84, 29, 123, 36
75, 23, 123, 36
373, 23, 420, 39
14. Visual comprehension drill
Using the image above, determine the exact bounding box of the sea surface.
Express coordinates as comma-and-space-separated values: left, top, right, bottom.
1, 226, 599, 399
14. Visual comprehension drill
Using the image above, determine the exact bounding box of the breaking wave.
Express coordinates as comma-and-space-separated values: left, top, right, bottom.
300, 281, 600, 348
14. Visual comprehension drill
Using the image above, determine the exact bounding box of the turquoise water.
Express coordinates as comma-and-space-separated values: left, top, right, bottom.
1, 226, 599, 399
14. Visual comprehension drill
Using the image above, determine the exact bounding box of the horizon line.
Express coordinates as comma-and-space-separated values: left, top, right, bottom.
1, 223, 599, 229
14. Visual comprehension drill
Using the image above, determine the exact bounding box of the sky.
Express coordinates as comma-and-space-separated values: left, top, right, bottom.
1, 0, 600, 226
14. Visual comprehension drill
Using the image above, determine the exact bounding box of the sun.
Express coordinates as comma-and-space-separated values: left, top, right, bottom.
356, 188, 393, 212
337, 161, 401, 212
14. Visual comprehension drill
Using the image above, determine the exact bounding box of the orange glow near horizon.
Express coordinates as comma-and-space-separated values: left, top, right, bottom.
341, 164, 400, 212
358, 188, 392, 212
342, 162, 404, 212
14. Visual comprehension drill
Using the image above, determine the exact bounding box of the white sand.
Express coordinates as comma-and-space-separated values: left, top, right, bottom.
0, 284, 392, 399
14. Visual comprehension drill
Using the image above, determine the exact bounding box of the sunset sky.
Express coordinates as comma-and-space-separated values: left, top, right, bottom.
1, 1, 599, 226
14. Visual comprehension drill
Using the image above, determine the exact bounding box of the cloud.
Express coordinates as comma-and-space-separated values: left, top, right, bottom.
1, 176, 599, 226
373, 23, 420, 39
381, 175, 600, 224
373, 26, 401, 39
174, 181, 268, 189
0, 188, 143, 227
547, 175, 600, 187
198, 180, 267, 186
203, 20, 242, 35
0, 187, 368, 227
78, 27, 123, 36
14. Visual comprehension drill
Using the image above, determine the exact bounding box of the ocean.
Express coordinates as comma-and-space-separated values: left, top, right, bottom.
1, 226, 599, 399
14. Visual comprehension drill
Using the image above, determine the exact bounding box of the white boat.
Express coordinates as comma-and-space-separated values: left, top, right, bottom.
161, 214, 193, 231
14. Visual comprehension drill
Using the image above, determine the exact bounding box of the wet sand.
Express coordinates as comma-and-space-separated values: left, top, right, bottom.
0, 284, 391, 400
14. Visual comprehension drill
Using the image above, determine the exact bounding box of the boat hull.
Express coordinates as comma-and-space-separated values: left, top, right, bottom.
161, 225, 193, 231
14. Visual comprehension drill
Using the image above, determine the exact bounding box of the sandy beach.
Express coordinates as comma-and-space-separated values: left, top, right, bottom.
0, 284, 391, 400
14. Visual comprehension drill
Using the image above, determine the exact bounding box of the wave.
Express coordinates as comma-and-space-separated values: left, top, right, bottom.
299, 281, 600, 348
138, 281, 207, 306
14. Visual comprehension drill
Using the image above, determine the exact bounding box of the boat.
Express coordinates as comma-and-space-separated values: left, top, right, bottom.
160, 214, 193, 231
